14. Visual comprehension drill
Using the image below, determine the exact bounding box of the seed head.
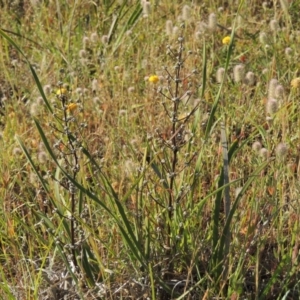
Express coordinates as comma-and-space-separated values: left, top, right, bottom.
275, 85, 284, 99
92, 79, 99, 92
270, 19, 280, 32
90, 32, 98, 43
142, 1, 151, 16
252, 141, 262, 152
82, 36, 89, 49
196, 22, 208, 34
12, 147, 22, 156
285, 47, 293, 59
268, 79, 278, 98
208, 13, 217, 32
216, 67, 225, 83
79, 49, 87, 58
233, 64, 245, 83
30, 103, 39, 116
276, 143, 288, 160
266, 98, 278, 115
259, 148, 268, 159
127, 86, 135, 93
101, 35, 108, 44
182, 5, 191, 21
38, 151, 48, 164
43, 84, 51, 95
244, 71, 255, 86
259, 32, 268, 45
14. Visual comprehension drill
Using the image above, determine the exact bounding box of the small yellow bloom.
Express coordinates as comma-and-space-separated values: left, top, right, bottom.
56, 88, 68, 96
222, 36, 231, 45
66, 103, 78, 113
291, 77, 300, 88
149, 75, 159, 84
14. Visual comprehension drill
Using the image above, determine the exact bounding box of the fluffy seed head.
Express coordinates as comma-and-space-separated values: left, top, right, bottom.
266, 98, 278, 115
259, 32, 268, 45
259, 148, 268, 159
233, 64, 245, 83
75, 88, 83, 95
101, 35, 108, 44
182, 5, 191, 21
252, 141, 262, 152
275, 85, 284, 99
38, 151, 48, 164
92, 79, 98, 92
30, 103, 39, 116
172, 26, 179, 36
244, 71, 255, 86
270, 19, 280, 32
82, 36, 89, 48
43, 84, 52, 95
142, 1, 151, 16
268, 78, 278, 98
79, 49, 87, 58
36, 97, 44, 105
216, 67, 225, 83
127, 86, 135, 93
285, 47, 293, 58
90, 32, 98, 43
262, 2, 268, 10
276, 143, 288, 160
208, 13, 217, 32
12, 147, 22, 156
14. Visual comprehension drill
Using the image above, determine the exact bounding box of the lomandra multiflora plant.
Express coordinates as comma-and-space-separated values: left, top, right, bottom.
141, 27, 207, 298
148, 36, 200, 268
18, 81, 102, 290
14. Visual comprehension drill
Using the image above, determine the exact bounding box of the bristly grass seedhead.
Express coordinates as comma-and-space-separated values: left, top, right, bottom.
233, 64, 245, 83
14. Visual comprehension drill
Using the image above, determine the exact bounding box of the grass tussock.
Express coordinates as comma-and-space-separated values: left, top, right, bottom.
0, 0, 300, 299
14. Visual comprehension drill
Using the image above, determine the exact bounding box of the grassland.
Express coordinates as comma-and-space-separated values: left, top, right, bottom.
0, 0, 300, 299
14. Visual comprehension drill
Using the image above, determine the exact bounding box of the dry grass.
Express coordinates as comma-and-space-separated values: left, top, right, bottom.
0, 0, 300, 299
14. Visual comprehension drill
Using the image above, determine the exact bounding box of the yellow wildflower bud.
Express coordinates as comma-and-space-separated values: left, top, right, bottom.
56, 88, 68, 96
149, 75, 159, 84
67, 103, 78, 113
222, 36, 231, 45
291, 77, 300, 89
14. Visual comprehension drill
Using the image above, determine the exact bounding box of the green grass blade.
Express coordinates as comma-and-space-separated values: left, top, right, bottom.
33, 118, 146, 266
0, 28, 53, 114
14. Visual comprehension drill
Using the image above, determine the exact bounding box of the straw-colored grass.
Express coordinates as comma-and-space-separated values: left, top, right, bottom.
0, 0, 300, 299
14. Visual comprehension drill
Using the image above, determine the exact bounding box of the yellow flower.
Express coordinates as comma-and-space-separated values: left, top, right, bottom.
149, 75, 159, 84
291, 77, 300, 88
66, 103, 78, 113
222, 36, 231, 45
56, 87, 68, 96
